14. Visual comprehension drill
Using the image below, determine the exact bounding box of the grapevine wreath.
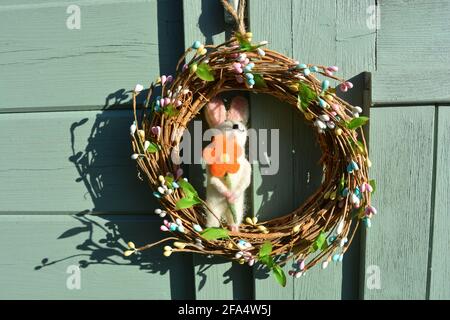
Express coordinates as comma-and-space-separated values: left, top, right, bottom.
125, 0, 376, 286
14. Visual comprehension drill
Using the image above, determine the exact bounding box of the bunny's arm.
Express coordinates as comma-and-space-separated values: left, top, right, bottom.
209, 176, 230, 195
234, 162, 252, 196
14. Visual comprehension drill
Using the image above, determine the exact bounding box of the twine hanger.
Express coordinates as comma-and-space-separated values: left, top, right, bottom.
221, 0, 247, 36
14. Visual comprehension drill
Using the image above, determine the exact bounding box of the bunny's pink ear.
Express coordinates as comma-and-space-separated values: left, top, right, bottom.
228, 96, 249, 124
205, 97, 226, 127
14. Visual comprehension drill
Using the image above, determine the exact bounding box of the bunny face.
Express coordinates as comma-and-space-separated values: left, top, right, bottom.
205, 96, 249, 149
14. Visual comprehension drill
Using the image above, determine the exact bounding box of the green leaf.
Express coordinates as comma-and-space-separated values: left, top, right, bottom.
165, 175, 174, 185
356, 140, 366, 154
259, 255, 275, 268
146, 142, 159, 153
200, 227, 230, 241
339, 174, 346, 192
195, 62, 215, 81
297, 83, 317, 111
175, 197, 201, 210
369, 179, 377, 194
346, 116, 369, 130
259, 241, 272, 257
163, 104, 180, 117
235, 33, 253, 51
309, 231, 327, 253
178, 179, 198, 198
272, 265, 287, 287
348, 138, 366, 155
253, 74, 268, 88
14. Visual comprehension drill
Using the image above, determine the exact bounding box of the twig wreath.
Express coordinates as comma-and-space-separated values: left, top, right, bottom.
125, 0, 376, 287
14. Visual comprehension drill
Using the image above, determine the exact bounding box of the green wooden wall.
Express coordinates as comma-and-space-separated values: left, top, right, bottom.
0, 0, 449, 300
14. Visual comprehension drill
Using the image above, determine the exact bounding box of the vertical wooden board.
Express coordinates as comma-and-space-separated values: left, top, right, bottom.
373, 0, 450, 103
336, 0, 376, 79
0, 110, 155, 213
249, 0, 294, 299
363, 106, 435, 300
0, 0, 167, 110
292, 0, 336, 67
0, 214, 195, 299
294, 73, 370, 300
183, 0, 226, 46
292, 0, 375, 80
429, 106, 450, 299
183, 0, 237, 299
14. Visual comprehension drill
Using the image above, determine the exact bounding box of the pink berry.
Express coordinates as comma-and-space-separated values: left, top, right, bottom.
166, 75, 173, 83
345, 81, 353, 89
328, 66, 339, 72
339, 83, 348, 92
361, 183, 367, 193
160, 225, 169, 232
160, 75, 167, 85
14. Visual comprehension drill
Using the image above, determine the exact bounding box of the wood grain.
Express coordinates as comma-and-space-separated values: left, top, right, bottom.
0, 110, 156, 213
249, 0, 294, 299
0, 214, 195, 299
373, 0, 450, 103
0, 0, 183, 111
428, 106, 450, 299
362, 106, 435, 299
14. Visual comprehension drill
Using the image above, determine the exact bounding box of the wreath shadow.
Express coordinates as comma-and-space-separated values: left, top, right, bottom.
33, 96, 194, 299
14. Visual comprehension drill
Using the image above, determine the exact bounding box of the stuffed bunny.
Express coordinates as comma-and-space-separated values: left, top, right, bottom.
202, 96, 251, 232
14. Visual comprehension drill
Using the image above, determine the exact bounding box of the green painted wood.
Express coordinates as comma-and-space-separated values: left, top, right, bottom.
249, 0, 294, 299
429, 106, 450, 299
373, 0, 450, 103
0, 0, 183, 111
182, 0, 244, 300
0, 214, 195, 299
362, 106, 435, 299
292, 0, 376, 80
0, 110, 155, 213
292, 1, 375, 299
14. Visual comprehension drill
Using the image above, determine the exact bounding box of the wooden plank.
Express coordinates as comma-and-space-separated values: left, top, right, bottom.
429, 106, 450, 299
292, 0, 376, 80
373, 0, 450, 103
0, 110, 156, 213
182, 0, 241, 300
249, 0, 295, 299
291, 0, 375, 299
362, 106, 435, 299
0, 214, 195, 299
0, 0, 183, 111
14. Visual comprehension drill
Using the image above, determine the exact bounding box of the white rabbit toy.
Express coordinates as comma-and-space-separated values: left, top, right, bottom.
202, 96, 252, 232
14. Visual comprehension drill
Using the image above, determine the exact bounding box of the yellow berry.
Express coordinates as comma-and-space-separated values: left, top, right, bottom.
124, 250, 135, 257
163, 250, 172, 257
173, 242, 186, 249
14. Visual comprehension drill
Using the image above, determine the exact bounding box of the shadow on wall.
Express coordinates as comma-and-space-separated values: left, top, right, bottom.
32, 0, 258, 299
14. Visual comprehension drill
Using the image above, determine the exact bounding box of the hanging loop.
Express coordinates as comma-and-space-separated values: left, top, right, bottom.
221, 0, 246, 35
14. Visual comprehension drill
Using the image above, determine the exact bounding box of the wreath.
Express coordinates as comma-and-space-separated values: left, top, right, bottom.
124, 0, 376, 287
